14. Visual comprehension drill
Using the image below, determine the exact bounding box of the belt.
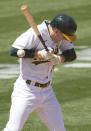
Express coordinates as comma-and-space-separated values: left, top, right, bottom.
26, 80, 50, 88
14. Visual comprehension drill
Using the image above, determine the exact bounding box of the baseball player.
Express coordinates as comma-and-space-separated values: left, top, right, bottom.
3, 14, 77, 131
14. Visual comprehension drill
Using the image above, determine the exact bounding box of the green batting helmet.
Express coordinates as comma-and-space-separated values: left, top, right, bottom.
50, 14, 77, 42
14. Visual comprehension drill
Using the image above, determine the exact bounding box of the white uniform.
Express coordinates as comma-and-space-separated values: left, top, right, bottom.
4, 21, 74, 131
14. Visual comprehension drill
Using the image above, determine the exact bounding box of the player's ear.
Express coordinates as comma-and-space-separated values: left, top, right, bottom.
54, 28, 60, 34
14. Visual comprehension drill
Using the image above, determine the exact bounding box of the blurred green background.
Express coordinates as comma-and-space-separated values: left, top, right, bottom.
0, 0, 91, 130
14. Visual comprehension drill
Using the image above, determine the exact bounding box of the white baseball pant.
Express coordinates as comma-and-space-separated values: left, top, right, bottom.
3, 78, 66, 131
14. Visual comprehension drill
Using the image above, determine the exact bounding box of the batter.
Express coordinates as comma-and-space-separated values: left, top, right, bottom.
3, 14, 77, 131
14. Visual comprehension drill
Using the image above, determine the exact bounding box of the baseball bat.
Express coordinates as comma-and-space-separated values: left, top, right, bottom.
21, 5, 49, 52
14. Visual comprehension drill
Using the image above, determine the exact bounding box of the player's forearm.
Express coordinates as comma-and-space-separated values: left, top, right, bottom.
10, 47, 36, 58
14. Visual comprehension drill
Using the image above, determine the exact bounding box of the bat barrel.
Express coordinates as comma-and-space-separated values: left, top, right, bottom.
21, 5, 49, 52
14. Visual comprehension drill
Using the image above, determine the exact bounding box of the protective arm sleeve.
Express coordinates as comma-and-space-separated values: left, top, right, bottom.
10, 47, 36, 58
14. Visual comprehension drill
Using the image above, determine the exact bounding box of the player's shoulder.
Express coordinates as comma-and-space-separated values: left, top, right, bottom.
37, 20, 50, 31
60, 40, 74, 51
61, 40, 73, 45
37, 20, 50, 37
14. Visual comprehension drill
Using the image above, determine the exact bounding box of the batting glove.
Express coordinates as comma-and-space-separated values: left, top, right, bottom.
49, 54, 61, 65
49, 54, 65, 65
35, 47, 54, 60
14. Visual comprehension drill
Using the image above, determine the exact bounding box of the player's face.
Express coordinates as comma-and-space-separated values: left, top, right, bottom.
49, 27, 66, 43
52, 29, 66, 43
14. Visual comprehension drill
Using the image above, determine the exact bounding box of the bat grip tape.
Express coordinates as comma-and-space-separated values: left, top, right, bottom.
38, 35, 49, 52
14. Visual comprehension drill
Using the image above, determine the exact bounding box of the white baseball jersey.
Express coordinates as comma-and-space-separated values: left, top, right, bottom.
12, 20, 74, 83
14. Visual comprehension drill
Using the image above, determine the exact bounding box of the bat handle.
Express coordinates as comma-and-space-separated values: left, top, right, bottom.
38, 35, 49, 52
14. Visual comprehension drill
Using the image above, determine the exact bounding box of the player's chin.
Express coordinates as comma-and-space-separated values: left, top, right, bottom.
56, 38, 64, 43
53, 39, 61, 44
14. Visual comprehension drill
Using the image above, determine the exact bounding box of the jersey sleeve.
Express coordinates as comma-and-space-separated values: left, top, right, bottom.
12, 28, 40, 50
59, 40, 74, 52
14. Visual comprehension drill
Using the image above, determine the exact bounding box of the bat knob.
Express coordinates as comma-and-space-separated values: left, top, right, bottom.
21, 5, 27, 11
